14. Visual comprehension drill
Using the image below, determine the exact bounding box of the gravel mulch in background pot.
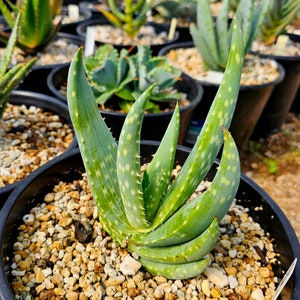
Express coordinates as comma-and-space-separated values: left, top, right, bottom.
0, 91, 76, 207
76, 19, 179, 56
0, 145, 299, 299
0, 33, 84, 95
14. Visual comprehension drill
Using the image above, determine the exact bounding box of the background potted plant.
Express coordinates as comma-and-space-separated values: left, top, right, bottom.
0, 0, 84, 94
47, 43, 203, 144
0, 21, 299, 298
0, 11, 76, 205
76, 0, 179, 55
250, 0, 300, 139
159, 0, 285, 153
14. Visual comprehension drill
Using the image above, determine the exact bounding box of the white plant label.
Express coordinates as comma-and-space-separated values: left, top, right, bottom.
85, 26, 95, 57
68, 4, 79, 19
274, 35, 289, 56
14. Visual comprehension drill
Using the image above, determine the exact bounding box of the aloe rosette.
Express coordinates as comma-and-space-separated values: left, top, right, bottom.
0, 12, 36, 118
67, 20, 244, 279
98, 0, 154, 38
190, 0, 270, 71
257, 0, 300, 45
0, 0, 62, 54
84, 44, 182, 113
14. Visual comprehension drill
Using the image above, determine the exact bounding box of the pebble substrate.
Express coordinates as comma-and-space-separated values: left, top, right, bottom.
165, 49, 281, 86
91, 24, 170, 46
10, 173, 281, 300
0, 104, 74, 188
0, 38, 80, 66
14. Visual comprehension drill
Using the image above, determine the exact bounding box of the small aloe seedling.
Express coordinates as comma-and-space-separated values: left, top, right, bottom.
67, 20, 244, 279
84, 44, 182, 113
0, 12, 36, 118
257, 0, 300, 45
190, 0, 270, 71
97, 0, 154, 38
0, 0, 63, 54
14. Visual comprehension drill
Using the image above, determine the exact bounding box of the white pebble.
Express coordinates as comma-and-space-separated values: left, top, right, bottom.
228, 275, 238, 289
204, 267, 229, 288
251, 288, 264, 300
119, 255, 141, 276
23, 214, 35, 225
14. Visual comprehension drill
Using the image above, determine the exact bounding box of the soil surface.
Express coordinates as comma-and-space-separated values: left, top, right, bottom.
241, 112, 300, 241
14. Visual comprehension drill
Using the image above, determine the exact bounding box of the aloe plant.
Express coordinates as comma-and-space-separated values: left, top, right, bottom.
190, 0, 270, 71
0, 0, 63, 54
84, 44, 182, 113
257, 0, 300, 45
0, 12, 36, 118
97, 0, 154, 38
67, 19, 244, 279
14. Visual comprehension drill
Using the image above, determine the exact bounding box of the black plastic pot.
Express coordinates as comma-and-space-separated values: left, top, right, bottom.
0, 91, 77, 207
59, 5, 92, 35
76, 19, 179, 56
16, 33, 84, 95
47, 64, 203, 144
0, 145, 299, 299
159, 41, 285, 152
251, 34, 300, 138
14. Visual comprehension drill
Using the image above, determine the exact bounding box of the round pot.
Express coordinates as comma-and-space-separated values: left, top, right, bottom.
0, 90, 77, 207
0, 145, 299, 298
47, 64, 203, 144
76, 19, 179, 56
16, 33, 84, 95
59, 4, 92, 35
250, 34, 300, 138
158, 41, 285, 152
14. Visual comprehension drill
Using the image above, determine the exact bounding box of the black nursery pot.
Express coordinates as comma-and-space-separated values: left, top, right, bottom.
16, 33, 84, 95
251, 34, 300, 139
158, 41, 285, 152
0, 91, 77, 207
0, 145, 299, 299
47, 65, 203, 145
76, 19, 179, 56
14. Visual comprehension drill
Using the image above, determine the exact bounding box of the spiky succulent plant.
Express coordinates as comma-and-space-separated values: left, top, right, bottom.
97, 0, 154, 38
0, 12, 36, 118
84, 44, 182, 113
190, 0, 270, 71
257, 0, 300, 45
67, 20, 244, 279
0, 0, 63, 54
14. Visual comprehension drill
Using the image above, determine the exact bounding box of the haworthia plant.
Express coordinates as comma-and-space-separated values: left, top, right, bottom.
0, 12, 36, 118
98, 0, 154, 38
84, 44, 182, 113
67, 20, 244, 279
190, 0, 270, 71
0, 0, 62, 54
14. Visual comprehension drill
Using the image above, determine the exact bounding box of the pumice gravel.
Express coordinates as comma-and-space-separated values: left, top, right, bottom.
10, 173, 279, 300
0, 104, 74, 188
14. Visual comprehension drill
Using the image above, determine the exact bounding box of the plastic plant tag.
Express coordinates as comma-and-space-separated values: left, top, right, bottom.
85, 26, 95, 57
273, 258, 297, 300
68, 4, 79, 19
273, 35, 289, 56
168, 18, 177, 40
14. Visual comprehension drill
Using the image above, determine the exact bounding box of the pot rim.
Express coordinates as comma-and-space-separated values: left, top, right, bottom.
0, 144, 299, 299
